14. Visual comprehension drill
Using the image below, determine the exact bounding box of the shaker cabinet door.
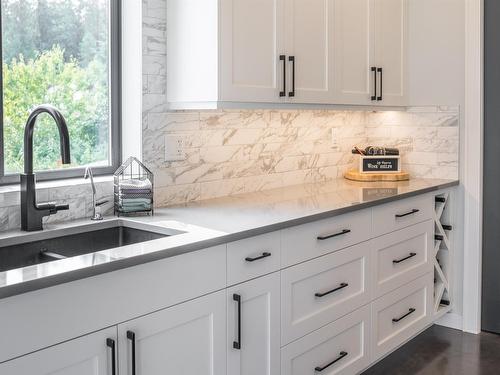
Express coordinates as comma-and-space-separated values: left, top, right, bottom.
0, 327, 117, 375
227, 272, 281, 375
219, 0, 286, 103
118, 290, 226, 375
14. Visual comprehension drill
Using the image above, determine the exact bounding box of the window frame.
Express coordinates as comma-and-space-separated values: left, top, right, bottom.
0, 0, 122, 185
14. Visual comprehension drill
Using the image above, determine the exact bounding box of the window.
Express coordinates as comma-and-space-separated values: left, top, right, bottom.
0, 0, 120, 184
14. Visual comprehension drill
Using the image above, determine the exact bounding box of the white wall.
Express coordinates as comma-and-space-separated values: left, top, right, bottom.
409, 0, 466, 328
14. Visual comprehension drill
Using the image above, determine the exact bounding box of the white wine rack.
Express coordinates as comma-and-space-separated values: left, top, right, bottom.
433, 191, 453, 319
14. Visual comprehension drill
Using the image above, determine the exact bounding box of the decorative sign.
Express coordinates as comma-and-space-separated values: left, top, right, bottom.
359, 156, 401, 173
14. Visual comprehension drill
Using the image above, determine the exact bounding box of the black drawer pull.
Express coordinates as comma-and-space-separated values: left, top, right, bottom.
392, 308, 416, 323
289, 56, 296, 97
126, 331, 136, 375
395, 209, 420, 218
377, 67, 383, 101
317, 229, 351, 241
245, 252, 271, 262
106, 338, 116, 375
280, 55, 286, 97
315, 351, 348, 372
315, 283, 349, 298
393, 252, 417, 264
233, 294, 242, 350
371, 67, 377, 101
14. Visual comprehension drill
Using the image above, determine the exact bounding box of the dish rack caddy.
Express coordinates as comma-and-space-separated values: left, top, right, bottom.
113, 157, 154, 217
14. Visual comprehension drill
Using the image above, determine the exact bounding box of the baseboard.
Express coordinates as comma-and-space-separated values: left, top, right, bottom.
435, 312, 463, 331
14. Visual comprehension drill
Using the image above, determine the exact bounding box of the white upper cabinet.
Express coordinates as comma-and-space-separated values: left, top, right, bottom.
219, 0, 285, 103
371, 0, 408, 106
333, 0, 374, 105
166, 0, 408, 109
284, 0, 335, 103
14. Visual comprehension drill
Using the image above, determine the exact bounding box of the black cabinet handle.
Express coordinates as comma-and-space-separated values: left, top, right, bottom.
442, 224, 453, 231
126, 331, 136, 375
245, 252, 271, 262
393, 252, 417, 264
395, 209, 420, 218
392, 308, 416, 323
233, 294, 242, 350
317, 229, 351, 241
435, 196, 446, 203
377, 67, 383, 101
289, 56, 296, 97
315, 283, 349, 298
314, 351, 348, 372
280, 55, 286, 97
371, 67, 377, 101
106, 338, 116, 375
435, 234, 444, 241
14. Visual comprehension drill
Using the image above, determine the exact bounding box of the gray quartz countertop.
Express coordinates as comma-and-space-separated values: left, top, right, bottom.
0, 177, 458, 299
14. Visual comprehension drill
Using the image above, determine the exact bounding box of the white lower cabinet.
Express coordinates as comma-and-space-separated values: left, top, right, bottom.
281, 243, 371, 345
0, 327, 117, 375
117, 290, 226, 375
227, 272, 281, 375
371, 273, 433, 360
281, 305, 371, 375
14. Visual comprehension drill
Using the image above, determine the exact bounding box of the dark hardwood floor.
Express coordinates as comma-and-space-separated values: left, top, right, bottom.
363, 325, 500, 375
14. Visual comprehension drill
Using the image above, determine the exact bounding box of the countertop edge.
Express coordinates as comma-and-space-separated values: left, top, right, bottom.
0, 179, 459, 300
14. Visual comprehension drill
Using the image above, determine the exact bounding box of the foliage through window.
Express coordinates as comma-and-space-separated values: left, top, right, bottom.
0, 0, 119, 179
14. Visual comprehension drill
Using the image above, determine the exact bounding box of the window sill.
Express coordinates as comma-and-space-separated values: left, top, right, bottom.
0, 175, 114, 195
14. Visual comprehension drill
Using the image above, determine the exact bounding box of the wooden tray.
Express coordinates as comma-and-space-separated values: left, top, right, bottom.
344, 169, 410, 182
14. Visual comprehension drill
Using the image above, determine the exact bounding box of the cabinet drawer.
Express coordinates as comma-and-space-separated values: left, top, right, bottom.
371, 273, 433, 360
373, 195, 433, 236
227, 232, 281, 285
281, 243, 371, 345
371, 220, 433, 297
281, 209, 372, 267
281, 305, 371, 375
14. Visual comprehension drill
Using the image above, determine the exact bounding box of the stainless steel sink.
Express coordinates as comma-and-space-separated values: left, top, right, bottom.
0, 220, 182, 272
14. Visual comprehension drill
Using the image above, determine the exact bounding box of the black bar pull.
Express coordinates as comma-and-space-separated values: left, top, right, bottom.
233, 294, 242, 350
106, 338, 116, 375
315, 283, 349, 298
395, 209, 420, 218
442, 224, 453, 231
289, 56, 296, 97
314, 351, 348, 372
245, 252, 271, 262
435, 196, 446, 203
371, 67, 377, 101
392, 308, 416, 323
393, 252, 417, 264
280, 55, 286, 97
126, 331, 136, 375
377, 67, 383, 101
435, 234, 444, 241
317, 229, 351, 241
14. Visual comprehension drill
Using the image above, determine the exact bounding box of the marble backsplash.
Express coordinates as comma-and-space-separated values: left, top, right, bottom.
143, 106, 460, 206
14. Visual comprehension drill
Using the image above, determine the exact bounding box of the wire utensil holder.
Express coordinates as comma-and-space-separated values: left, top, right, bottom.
114, 157, 154, 217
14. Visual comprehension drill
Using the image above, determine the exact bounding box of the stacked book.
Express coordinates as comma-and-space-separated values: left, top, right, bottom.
117, 179, 153, 214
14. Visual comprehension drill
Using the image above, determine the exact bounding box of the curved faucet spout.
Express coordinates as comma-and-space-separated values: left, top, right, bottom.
24, 104, 71, 174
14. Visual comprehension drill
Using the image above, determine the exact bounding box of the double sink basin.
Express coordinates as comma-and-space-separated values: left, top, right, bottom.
0, 220, 184, 273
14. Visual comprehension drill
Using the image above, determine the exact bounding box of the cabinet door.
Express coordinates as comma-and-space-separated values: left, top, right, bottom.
219, 0, 285, 103
227, 273, 280, 375
118, 291, 226, 375
0, 327, 117, 375
372, 0, 408, 105
284, 0, 335, 103
333, 0, 375, 105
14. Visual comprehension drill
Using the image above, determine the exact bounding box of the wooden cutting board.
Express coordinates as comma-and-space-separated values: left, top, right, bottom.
344, 169, 410, 182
